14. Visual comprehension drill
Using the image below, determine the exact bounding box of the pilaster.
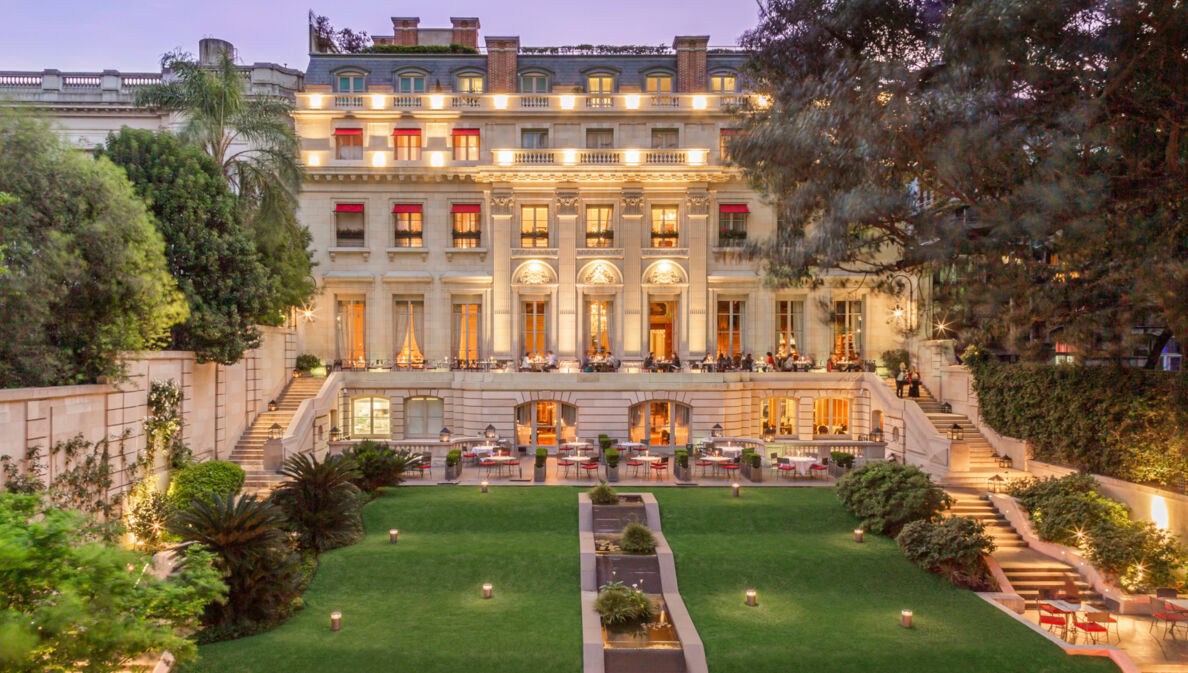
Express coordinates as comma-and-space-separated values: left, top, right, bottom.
491, 189, 514, 356
620, 188, 644, 356
556, 189, 579, 358
686, 189, 710, 356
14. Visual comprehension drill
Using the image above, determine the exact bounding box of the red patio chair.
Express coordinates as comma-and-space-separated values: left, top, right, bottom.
809, 464, 829, 479
650, 457, 669, 480
777, 464, 796, 480
695, 458, 714, 478
1151, 600, 1188, 637
1074, 612, 1114, 644
626, 458, 644, 478
580, 460, 600, 479
556, 457, 575, 479
479, 460, 498, 478
1039, 613, 1068, 638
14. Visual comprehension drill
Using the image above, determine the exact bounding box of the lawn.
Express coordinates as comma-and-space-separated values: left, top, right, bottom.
184, 486, 1115, 673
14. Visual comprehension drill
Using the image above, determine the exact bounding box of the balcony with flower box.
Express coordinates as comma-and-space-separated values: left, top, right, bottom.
297, 92, 764, 114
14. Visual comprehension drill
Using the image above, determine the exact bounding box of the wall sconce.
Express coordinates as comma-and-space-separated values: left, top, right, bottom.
330, 611, 342, 631
482, 583, 493, 599
731, 482, 741, 498
692, 95, 708, 110
371, 152, 387, 168
496, 150, 514, 166
745, 589, 758, 607
308, 93, 323, 109
493, 94, 509, 109
430, 151, 445, 167
268, 400, 278, 412
711, 423, 724, 438
762, 427, 775, 443
389, 528, 399, 544
624, 149, 640, 166
854, 529, 864, 543
370, 94, 386, 110
268, 423, 282, 440
559, 94, 576, 110
429, 94, 444, 109
686, 149, 706, 166
440, 427, 452, 443
480, 480, 489, 493
329, 426, 341, 442
624, 94, 640, 109
485, 424, 497, 439
562, 149, 577, 165
307, 153, 320, 167
754, 94, 772, 108
901, 609, 913, 628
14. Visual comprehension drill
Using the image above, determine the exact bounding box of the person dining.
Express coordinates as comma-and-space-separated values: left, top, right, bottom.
731, 353, 742, 370
742, 353, 754, 371
545, 350, 558, 371
717, 352, 728, 371
702, 353, 715, 372
668, 352, 681, 372
765, 351, 776, 371
521, 352, 532, 371
643, 352, 656, 372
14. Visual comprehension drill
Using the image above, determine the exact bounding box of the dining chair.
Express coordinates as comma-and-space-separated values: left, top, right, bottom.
1151, 599, 1188, 637
556, 456, 575, 479
1074, 612, 1114, 644
650, 456, 669, 480
626, 456, 644, 479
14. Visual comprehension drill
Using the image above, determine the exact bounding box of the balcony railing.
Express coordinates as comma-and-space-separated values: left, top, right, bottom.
300, 92, 765, 113
491, 148, 712, 168
334, 95, 364, 108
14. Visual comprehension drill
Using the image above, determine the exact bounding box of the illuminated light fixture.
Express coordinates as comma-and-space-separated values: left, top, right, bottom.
480, 480, 489, 494
493, 94, 509, 109
390, 528, 399, 544
440, 427, 452, 443
624, 94, 640, 109
308, 93, 323, 109
686, 149, 706, 166
692, 95, 708, 110
370, 94, 386, 109
745, 589, 758, 607
484, 424, 497, 439
301, 307, 315, 322
268, 423, 282, 440
371, 152, 387, 168
330, 611, 342, 631
268, 400, 278, 412
732, 482, 741, 498
429, 94, 445, 109
711, 423, 724, 438
559, 94, 576, 110
430, 151, 445, 167
624, 149, 641, 166
482, 583, 493, 599
901, 609, 913, 628
1152, 495, 1170, 530
496, 150, 514, 166
307, 153, 320, 167
329, 426, 340, 442
854, 529, 864, 543
562, 149, 577, 165
755, 94, 772, 108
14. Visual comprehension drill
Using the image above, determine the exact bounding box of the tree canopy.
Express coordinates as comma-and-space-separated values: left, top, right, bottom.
735, 0, 1188, 362
0, 113, 187, 388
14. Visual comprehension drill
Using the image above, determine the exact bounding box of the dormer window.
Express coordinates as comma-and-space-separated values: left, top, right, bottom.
457, 75, 484, 94
586, 74, 614, 94
646, 74, 673, 93
396, 74, 426, 94
337, 73, 365, 93
710, 73, 738, 93
519, 74, 548, 93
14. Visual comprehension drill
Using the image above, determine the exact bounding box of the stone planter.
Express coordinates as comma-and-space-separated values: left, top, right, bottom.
747, 462, 764, 483
445, 464, 461, 481
606, 465, 619, 483
674, 463, 689, 481
534, 464, 547, 482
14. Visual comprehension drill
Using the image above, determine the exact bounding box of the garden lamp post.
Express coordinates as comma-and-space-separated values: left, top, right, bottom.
485, 424, 497, 440
440, 427, 452, 443
711, 423, 724, 438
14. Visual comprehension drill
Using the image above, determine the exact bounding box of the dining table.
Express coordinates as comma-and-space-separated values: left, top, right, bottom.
699, 455, 733, 477
471, 444, 500, 458
780, 456, 817, 476
483, 454, 520, 478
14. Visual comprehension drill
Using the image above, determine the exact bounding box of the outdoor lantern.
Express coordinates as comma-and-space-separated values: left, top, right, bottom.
482, 583, 493, 599
948, 423, 964, 441
330, 611, 342, 631
988, 474, 1006, 493
762, 427, 775, 443
389, 529, 399, 544
329, 426, 341, 442
901, 609, 913, 628
268, 423, 282, 440
732, 482, 741, 498
871, 428, 884, 443
746, 589, 758, 607
440, 427, 451, 443
485, 424, 497, 439
292, 369, 301, 378
711, 423, 724, 438
854, 529, 865, 543
939, 402, 952, 414
481, 480, 489, 494
268, 399, 278, 412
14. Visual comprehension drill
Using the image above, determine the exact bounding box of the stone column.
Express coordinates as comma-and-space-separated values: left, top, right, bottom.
620, 188, 644, 357
686, 189, 710, 356
491, 190, 514, 357
556, 189, 579, 359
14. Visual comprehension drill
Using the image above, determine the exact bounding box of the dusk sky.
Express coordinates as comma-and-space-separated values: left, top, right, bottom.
2, 1, 761, 72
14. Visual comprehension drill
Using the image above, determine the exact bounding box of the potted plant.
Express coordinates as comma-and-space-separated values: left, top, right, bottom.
534, 448, 547, 482
748, 452, 764, 482
445, 449, 462, 481
674, 448, 689, 481
605, 448, 620, 482
739, 448, 755, 479
598, 434, 613, 461
619, 522, 657, 554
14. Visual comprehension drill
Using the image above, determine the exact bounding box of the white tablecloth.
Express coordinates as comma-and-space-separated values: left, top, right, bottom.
471, 445, 499, 458
780, 456, 816, 475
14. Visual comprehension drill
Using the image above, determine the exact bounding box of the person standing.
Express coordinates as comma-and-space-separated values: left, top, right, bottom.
908, 367, 921, 398
895, 362, 907, 398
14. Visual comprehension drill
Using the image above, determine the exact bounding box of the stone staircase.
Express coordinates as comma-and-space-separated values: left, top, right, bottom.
229, 375, 327, 491
948, 490, 1027, 549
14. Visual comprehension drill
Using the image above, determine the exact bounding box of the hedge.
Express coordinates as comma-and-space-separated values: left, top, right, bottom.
967, 357, 1188, 486
167, 460, 245, 509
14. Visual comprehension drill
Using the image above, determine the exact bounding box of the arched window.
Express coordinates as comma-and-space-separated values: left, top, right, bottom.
629, 401, 690, 447
404, 396, 443, 438
352, 396, 390, 438
515, 401, 577, 447
336, 72, 366, 93
760, 398, 796, 437
813, 398, 850, 436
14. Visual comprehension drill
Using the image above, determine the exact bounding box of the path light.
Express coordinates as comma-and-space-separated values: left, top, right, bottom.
901, 609, 913, 628
330, 611, 342, 631
440, 427, 452, 443
268, 399, 278, 412
389, 529, 399, 544
732, 483, 741, 498
485, 424, 497, 439
854, 529, 864, 543
482, 583, 493, 599
481, 480, 489, 494
745, 590, 758, 607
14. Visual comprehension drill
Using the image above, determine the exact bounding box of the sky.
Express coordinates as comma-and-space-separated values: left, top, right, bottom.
2, 0, 761, 73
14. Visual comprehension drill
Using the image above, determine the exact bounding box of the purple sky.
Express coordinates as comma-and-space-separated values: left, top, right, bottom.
2, 1, 760, 73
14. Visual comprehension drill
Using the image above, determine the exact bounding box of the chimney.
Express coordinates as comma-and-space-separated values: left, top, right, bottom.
673, 35, 709, 93
485, 36, 519, 94
451, 17, 480, 49
199, 38, 236, 65
391, 17, 420, 46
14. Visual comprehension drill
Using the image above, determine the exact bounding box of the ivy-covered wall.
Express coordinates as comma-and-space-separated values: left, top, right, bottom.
969, 361, 1188, 486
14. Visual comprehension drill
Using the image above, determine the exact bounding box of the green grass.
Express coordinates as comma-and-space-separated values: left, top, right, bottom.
184, 487, 1115, 673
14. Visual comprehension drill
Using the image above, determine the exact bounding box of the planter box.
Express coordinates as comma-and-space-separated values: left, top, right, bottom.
534, 464, 547, 482
747, 463, 764, 483
674, 464, 689, 481
606, 465, 619, 483
591, 498, 647, 534
445, 464, 461, 481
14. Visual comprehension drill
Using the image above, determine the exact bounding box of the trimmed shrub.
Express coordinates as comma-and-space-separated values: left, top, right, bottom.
830, 451, 856, 470
675, 449, 689, 469
168, 460, 245, 509
598, 435, 614, 452
750, 453, 762, 469
535, 448, 547, 468
341, 441, 417, 493
836, 462, 953, 536
1085, 518, 1188, 593
1008, 474, 1129, 545
898, 516, 997, 589
446, 449, 462, 467
594, 581, 656, 626
588, 481, 619, 505
605, 448, 620, 469
620, 523, 657, 553
294, 353, 320, 372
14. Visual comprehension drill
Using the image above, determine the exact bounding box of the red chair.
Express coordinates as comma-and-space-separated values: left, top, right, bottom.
722, 462, 741, 476
626, 458, 644, 478
556, 458, 575, 479
1074, 612, 1114, 644
580, 461, 600, 479
650, 457, 669, 480
695, 458, 714, 478
777, 464, 796, 480
479, 460, 498, 478
1040, 613, 1069, 638
809, 464, 829, 479
461, 451, 478, 466
1151, 600, 1188, 637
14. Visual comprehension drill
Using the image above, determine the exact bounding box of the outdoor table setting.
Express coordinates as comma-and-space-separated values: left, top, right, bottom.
779, 455, 817, 476
482, 453, 520, 478
471, 444, 500, 458
699, 454, 734, 477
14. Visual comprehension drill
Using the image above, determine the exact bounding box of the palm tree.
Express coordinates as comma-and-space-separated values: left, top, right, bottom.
271, 453, 363, 553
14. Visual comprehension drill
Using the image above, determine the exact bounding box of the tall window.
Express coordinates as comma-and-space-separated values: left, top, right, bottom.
452, 129, 480, 161
628, 401, 690, 447
337, 74, 364, 92
646, 74, 673, 93
336, 299, 366, 365
833, 300, 864, 358
586, 129, 614, 149
523, 301, 547, 357
650, 206, 679, 247
521, 129, 548, 148
761, 398, 796, 436
519, 74, 548, 93
718, 205, 748, 247
351, 397, 389, 437
334, 129, 363, 160
716, 300, 745, 356
456, 75, 483, 93
651, 128, 679, 149
451, 205, 481, 248
404, 396, 443, 438
586, 74, 614, 93
393, 129, 421, 161
710, 74, 737, 93
515, 401, 576, 448
452, 301, 482, 362
776, 300, 804, 353
392, 205, 422, 247
392, 298, 424, 367
396, 74, 425, 93
334, 204, 364, 247
719, 128, 739, 162
520, 205, 549, 247
814, 398, 850, 436
585, 205, 613, 247
585, 300, 611, 356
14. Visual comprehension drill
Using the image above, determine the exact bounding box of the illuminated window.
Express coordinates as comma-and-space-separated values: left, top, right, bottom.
452, 302, 482, 362
646, 74, 673, 93
522, 301, 547, 357
515, 401, 576, 448
710, 74, 737, 93
761, 398, 796, 437
334, 204, 364, 247
452, 129, 480, 161
392, 298, 424, 368
334, 130, 363, 160
451, 205, 481, 248
393, 129, 421, 161
716, 300, 745, 356
585, 299, 612, 356
520, 205, 549, 247
336, 299, 366, 366
585, 205, 613, 247
457, 75, 484, 94
391, 205, 422, 247
814, 398, 850, 436
519, 74, 548, 93
775, 300, 804, 353
396, 74, 426, 93
832, 300, 864, 358
337, 74, 365, 92
651, 128, 679, 149
650, 206, 679, 247
586, 74, 614, 93
351, 396, 389, 437
628, 401, 690, 447
403, 396, 443, 438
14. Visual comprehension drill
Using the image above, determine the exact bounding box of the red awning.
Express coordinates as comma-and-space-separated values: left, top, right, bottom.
392, 204, 422, 214
720, 128, 740, 135
335, 204, 364, 213
451, 204, 481, 214
451, 128, 480, 136
333, 128, 363, 136
720, 204, 750, 213
392, 128, 421, 136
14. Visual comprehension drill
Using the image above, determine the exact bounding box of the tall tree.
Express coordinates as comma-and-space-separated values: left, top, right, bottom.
734, 0, 1188, 361
101, 128, 276, 364
133, 51, 315, 324
0, 113, 187, 388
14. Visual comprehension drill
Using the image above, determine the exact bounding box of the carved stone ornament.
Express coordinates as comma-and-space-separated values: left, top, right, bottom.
685, 190, 711, 216
647, 263, 683, 285
620, 190, 644, 217
582, 262, 617, 285
517, 262, 552, 285
555, 190, 580, 217
490, 191, 515, 217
